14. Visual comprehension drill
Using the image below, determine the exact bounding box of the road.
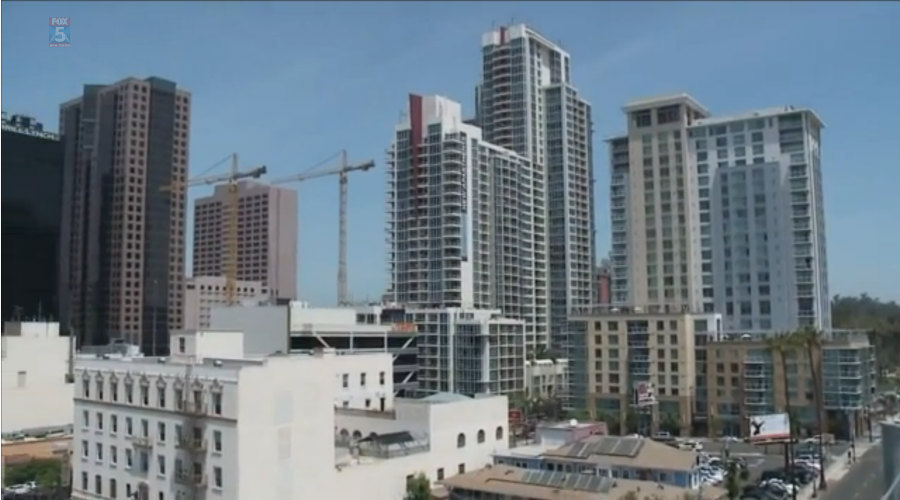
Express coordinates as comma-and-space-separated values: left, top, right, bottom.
821, 442, 883, 500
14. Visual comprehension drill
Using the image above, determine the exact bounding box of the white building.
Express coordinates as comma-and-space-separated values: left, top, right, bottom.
72, 329, 509, 500
1, 321, 74, 434
608, 94, 830, 332
290, 302, 419, 395
183, 276, 270, 329
385, 94, 548, 349
478, 24, 595, 348
408, 308, 525, 397
525, 359, 568, 400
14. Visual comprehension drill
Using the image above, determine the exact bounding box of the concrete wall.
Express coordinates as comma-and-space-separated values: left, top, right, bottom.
331, 353, 394, 410
209, 305, 289, 356
1, 322, 74, 433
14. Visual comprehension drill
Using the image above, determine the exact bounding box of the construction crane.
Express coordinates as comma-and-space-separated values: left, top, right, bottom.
270, 150, 375, 306
162, 154, 267, 305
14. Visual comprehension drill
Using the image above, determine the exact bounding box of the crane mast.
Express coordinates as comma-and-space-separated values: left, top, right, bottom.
270, 150, 375, 305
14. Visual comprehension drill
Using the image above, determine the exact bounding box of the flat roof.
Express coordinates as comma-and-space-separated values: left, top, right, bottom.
623, 93, 710, 115
692, 105, 825, 129
440, 464, 712, 500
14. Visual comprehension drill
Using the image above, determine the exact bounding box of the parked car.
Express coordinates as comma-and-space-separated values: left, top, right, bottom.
652, 431, 676, 443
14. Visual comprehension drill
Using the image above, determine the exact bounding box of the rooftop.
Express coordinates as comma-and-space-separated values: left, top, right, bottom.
543, 435, 699, 471
692, 105, 825, 129
622, 92, 710, 116
440, 464, 711, 500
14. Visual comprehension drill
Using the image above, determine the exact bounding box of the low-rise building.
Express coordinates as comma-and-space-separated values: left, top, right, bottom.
71, 329, 507, 500
566, 306, 722, 435
494, 435, 703, 489
526, 359, 569, 400
438, 463, 721, 500
1, 321, 74, 435
183, 276, 270, 330
408, 308, 526, 397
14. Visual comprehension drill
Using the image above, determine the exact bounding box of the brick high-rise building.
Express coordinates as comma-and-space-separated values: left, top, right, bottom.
192, 180, 298, 301
58, 77, 189, 355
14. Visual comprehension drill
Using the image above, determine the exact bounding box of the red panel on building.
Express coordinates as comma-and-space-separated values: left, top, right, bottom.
408, 94, 423, 210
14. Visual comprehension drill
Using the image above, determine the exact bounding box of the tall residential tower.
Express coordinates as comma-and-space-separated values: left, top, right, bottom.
59, 76, 189, 354
609, 94, 830, 331
477, 24, 595, 347
385, 94, 546, 347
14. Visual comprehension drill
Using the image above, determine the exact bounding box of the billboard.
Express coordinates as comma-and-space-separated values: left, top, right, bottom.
748, 413, 791, 442
633, 381, 656, 407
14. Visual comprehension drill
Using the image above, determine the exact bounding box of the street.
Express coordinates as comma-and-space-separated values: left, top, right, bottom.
820, 442, 883, 500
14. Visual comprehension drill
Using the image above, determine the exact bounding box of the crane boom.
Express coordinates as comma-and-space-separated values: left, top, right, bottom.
161, 154, 267, 306
270, 151, 375, 305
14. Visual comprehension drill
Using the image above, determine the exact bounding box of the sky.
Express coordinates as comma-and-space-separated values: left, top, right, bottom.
3, 1, 899, 305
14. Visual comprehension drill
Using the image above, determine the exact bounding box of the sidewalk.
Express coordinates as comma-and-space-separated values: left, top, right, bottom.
797, 438, 880, 500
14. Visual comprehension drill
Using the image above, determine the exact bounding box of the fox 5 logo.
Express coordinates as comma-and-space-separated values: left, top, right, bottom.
49, 17, 70, 47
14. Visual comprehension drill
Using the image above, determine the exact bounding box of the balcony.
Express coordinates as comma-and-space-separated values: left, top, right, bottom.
174, 469, 207, 487
176, 438, 207, 452
130, 436, 153, 448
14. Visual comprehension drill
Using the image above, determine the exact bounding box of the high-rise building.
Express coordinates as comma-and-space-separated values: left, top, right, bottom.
1, 113, 64, 323
192, 180, 298, 301
594, 260, 612, 306
59, 77, 189, 355
385, 94, 547, 347
608, 94, 830, 332
477, 24, 596, 348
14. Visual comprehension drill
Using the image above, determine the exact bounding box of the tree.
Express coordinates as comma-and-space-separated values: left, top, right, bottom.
796, 327, 828, 490
725, 462, 741, 500
766, 332, 798, 476
404, 472, 430, 500
832, 294, 900, 378
2, 458, 63, 487
660, 412, 680, 435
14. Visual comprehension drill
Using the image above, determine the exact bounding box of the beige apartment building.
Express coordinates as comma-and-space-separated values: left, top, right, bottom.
570, 306, 721, 436
183, 276, 270, 329
192, 180, 298, 301
59, 77, 189, 355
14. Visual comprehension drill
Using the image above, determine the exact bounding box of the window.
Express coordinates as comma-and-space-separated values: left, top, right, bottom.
437, 468, 445, 480
17, 371, 26, 388
97, 380, 104, 400
496, 426, 504, 441
82, 410, 90, 428
456, 433, 466, 448
82, 440, 89, 458
141, 419, 149, 438
111, 446, 118, 465
213, 430, 222, 452
125, 383, 133, 403
158, 387, 166, 408
158, 422, 166, 442
111, 414, 118, 433
141, 386, 149, 405
341, 374, 348, 388
214, 466, 223, 489
178, 337, 186, 353
81, 471, 88, 491
213, 393, 222, 415
125, 449, 133, 468
97, 412, 104, 430
126, 417, 133, 436
96, 443, 103, 461
95, 475, 102, 495
477, 429, 485, 443
157, 455, 166, 476
379, 371, 385, 385
365, 398, 371, 408
458, 463, 466, 474
126, 484, 132, 498
83, 379, 90, 398
360, 373, 367, 387
110, 478, 117, 499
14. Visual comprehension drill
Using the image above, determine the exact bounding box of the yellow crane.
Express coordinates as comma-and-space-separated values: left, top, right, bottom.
162, 153, 267, 305
270, 150, 374, 305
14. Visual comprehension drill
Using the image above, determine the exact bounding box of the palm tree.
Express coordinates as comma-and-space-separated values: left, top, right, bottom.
725, 462, 741, 500
767, 331, 798, 496
796, 327, 828, 490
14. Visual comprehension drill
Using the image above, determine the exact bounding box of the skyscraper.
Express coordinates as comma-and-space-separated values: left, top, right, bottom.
59, 76, 189, 354
477, 24, 595, 348
385, 94, 547, 346
192, 180, 298, 301
1, 113, 64, 323
609, 94, 831, 331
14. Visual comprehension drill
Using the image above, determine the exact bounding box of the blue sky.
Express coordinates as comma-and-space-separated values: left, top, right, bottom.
3, 1, 899, 304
